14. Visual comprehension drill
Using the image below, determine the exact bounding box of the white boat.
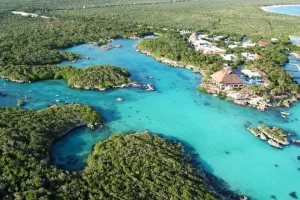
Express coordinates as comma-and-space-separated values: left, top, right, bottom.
280, 112, 290, 116
116, 97, 123, 102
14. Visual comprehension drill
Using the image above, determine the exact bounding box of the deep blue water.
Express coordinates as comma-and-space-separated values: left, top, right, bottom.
262, 5, 300, 16
1, 39, 300, 199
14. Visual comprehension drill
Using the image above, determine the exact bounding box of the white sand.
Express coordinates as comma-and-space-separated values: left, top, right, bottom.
11, 11, 50, 19
261, 4, 300, 13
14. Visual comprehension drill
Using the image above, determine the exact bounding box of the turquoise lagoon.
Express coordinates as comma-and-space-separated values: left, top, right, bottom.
262, 5, 300, 16
1, 39, 300, 199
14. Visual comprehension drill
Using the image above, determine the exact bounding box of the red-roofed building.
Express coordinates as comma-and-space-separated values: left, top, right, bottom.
211, 67, 244, 90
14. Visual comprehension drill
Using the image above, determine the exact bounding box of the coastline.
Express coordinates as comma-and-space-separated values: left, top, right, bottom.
137, 47, 267, 111
261, 4, 300, 13
136, 49, 203, 73
136, 46, 299, 111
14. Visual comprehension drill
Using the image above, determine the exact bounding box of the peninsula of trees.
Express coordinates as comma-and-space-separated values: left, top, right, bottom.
0, 65, 132, 90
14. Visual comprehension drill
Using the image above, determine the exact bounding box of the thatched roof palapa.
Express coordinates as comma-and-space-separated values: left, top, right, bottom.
211, 67, 243, 84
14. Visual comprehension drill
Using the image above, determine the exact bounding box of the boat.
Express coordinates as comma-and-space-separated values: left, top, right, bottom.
145, 84, 155, 91
281, 115, 286, 119
116, 97, 123, 102
56, 100, 60, 102
280, 111, 290, 116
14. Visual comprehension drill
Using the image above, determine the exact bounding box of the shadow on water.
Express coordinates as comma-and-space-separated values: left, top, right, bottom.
50, 127, 93, 170
158, 134, 247, 200
97, 107, 122, 123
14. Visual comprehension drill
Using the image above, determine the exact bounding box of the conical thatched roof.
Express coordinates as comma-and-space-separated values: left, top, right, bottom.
211, 67, 243, 84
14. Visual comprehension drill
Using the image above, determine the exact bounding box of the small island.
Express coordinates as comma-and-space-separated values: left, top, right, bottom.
247, 124, 293, 149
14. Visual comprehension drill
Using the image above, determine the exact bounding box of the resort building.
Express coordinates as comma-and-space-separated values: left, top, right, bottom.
241, 52, 261, 60
188, 32, 198, 43
242, 38, 256, 47
228, 44, 238, 49
211, 35, 224, 41
194, 39, 212, 47
200, 46, 227, 55
220, 54, 237, 61
180, 30, 192, 35
241, 69, 262, 79
211, 67, 244, 90
189, 33, 226, 55
271, 38, 279, 43
258, 39, 272, 47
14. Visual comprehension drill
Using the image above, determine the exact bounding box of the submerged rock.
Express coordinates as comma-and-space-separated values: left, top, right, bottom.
270, 195, 277, 199
0, 91, 7, 97
289, 192, 298, 199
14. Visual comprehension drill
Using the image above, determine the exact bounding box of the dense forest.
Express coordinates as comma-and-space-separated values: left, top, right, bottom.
138, 34, 224, 75
0, 65, 132, 89
0, 105, 100, 199
0, 105, 219, 200
1, 0, 300, 36
0, 0, 300, 199
84, 133, 219, 200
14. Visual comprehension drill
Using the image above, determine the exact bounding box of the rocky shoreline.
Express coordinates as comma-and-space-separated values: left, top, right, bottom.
136, 49, 203, 73
200, 83, 299, 111
71, 81, 155, 92
247, 124, 298, 149
1, 76, 155, 92
290, 52, 300, 60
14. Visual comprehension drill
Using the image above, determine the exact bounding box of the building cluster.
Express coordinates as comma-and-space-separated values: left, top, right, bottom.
188, 33, 278, 90
189, 33, 227, 54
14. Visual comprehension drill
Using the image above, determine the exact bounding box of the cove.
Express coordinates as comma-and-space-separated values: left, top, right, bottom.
1, 39, 300, 200
262, 5, 300, 16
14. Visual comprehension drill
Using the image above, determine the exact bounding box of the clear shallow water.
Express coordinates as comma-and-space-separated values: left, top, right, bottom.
262, 5, 300, 16
1, 39, 300, 199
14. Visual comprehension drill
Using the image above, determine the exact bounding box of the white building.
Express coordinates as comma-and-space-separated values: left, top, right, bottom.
241, 69, 262, 79
220, 54, 237, 61
241, 52, 261, 60
242, 38, 256, 47
228, 44, 238, 49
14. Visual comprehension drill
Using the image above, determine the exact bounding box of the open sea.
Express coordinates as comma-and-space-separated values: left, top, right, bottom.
1, 39, 300, 199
